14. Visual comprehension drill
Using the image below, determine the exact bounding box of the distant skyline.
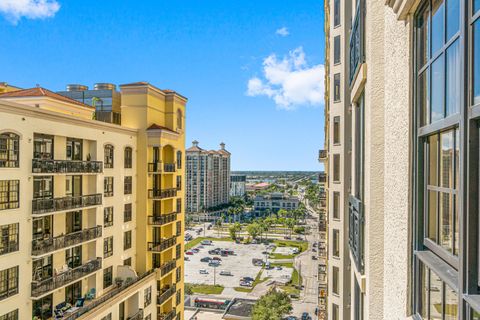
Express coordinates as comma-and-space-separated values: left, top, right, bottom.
0, 0, 325, 171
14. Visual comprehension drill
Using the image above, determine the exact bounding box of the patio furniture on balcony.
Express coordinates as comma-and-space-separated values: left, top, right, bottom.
158, 308, 176, 320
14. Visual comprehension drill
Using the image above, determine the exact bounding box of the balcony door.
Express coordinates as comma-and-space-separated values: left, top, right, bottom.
33, 134, 54, 159
153, 146, 160, 163
33, 176, 53, 199
65, 246, 82, 269
66, 176, 82, 197
66, 211, 82, 234
66, 138, 82, 161
33, 216, 52, 240
65, 281, 82, 305
153, 227, 162, 243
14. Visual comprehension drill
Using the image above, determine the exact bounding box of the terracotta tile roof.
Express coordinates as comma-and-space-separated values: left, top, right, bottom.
120, 81, 149, 87
186, 145, 204, 152
147, 124, 178, 134
0, 87, 93, 108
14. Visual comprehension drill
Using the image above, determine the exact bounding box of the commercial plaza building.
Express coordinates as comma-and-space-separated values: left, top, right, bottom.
324, 0, 480, 318
0, 82, 186, 320
185, 141, 231, 213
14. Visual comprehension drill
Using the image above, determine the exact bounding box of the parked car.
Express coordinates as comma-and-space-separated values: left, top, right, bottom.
311, 255, 317, 260
240, 281, 252, 287
284, 236, 291, 240
209, 249, 220, 255
296, 236, 303, 241
185, 251, 194, 255
199, 269, 208, 274
212, 257, 222, 261
200, 257, 211, 262
301, 312, 311, 320
241, 276, 254, 282
184, 256, 190, 261
192, 248, 200, 253
219, 270, 232, 276
201, 240, 213, 245
276, 266, 283, 270
209, 261, 220, 267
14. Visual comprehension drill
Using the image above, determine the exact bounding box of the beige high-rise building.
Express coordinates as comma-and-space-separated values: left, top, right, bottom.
185, 141, 230, 213
0, 82, 186, 320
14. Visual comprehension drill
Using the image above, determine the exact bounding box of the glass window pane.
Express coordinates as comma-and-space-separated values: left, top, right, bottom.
475, 0, 480, 16
444, 284, 458, 319
446, 0, 459, 40
474, 21, 480, 105
429, 134, 439, 186
446, 40, 460, 116
428, 190, 438, 242
454, 194, 459, 256
440, 130, 454, 188
455, 128, 460, 189
439, 192, 453, 252
417, 5, 430, 69
431, 55, 445, 122
429, 272, 443, 320
432, 0, 445, 55
418, 70, 430, 126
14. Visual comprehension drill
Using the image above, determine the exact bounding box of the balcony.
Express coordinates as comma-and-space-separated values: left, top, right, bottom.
32, 159, 103, 174
128, 309, 144, 320
32, 194, 102, 215
160, 260, 177, 277
148, 212, 178, 226
148, 237, 177, 252
148, 189, 177, 200
318, 220, 327, 232
163, 163, 176, 173
31, 257, 102, 297
318, 149, 327, 162
349, 0, 365, 84
157, 284, 176, 305
158, 309, 176, 320
32, 226, 102, 256
348, 195, 364, 273
148, 162, 176, 173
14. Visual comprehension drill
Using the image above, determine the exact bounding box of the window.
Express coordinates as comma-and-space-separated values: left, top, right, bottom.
65, 281, 81, 305
104, 177, 114, 197
333, 0, 340, 27
176, 221, 181, 236
124, 176, 132, 195
176, 288, 182, 306
123, 231, 132, 250
332, 304, 339, 320
0, 180, 19, 210
0, 133, 19, 168
124, 203, 132, 222
177, 150, 182, 169
177, 109, 183, 130
32, 294, 52, 320
0, 223, 18, 255
145, 315, 151, 320
354, 93, 365, 199
104, 144, 114, 168
334, 36, 341, 64
176, 266, 181, 282
0, 309, 18, 320
332, 266, 339, 295
333, 116, 340, 145
32, 256, 52, 282
65, 246, 82, 269
123, 258, 131, 266
334, 73, 341, 102
144, 286, 152, 307
333, 192, 340, 220
100, 314, 112, 320
333, 229, 339, 257
33, 176, 53, 199
177, 198, 182, 213
104, 207, 113, 227
176, 244, 181, 260
104, 237, 113, 258
33, 134, 53, 159
66, 138, 82, 161
124, 147, 132, 169
176, 176, 182, 190
333, 154, 340, 182
103, 266, 113, 289
0, 266, 18, 300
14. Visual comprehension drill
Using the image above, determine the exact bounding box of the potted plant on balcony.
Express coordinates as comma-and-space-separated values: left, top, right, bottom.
115, 277, 124, 287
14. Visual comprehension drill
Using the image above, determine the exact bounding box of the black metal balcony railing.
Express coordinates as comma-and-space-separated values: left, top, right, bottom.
0, 241, 19, 256
349, 0, 365, 84
32, 159, 103, 174
157, 284, 176, 305
163, 163, 176, 173
318, 221, 327, 232
129, 309, 144, 320
32, 226, 102, 256
61, 269, 155, 320
349, 195, 364, 273
148, 237, 177, 252
158, 308, 176, 320
32, 194, 102, 215
148, 162, 162, 173
148, 212, 178, 225
318, 150, 327, 161
31, 257, 102, 297
148, 189, 177, 200
160, 260, 177, 277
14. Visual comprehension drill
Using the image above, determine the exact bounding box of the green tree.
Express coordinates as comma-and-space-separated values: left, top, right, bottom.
215, 217, 223, 237
228, 222, 242, 240
252, 289, 292, 320
246, 222, 261, 239
285, 218, 295, 237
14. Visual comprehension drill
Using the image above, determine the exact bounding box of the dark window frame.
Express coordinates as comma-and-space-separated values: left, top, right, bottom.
104, 144, 114, 169
0, 180, 19, 211
124, 147, 132, 169
0, 132, 19, 168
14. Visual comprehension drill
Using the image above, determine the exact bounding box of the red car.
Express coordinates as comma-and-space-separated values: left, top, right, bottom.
185, 251, 194, 255
212, 257, 222, 261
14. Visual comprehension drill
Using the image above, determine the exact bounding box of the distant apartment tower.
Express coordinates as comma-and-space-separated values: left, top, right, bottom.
253, 192, 299, 214
230, 174, 246, 197
185, 141, 230, 213
0, 82, 186, 320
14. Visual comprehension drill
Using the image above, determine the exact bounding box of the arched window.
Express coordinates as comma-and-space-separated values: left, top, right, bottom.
124, 147, 132, 169
104, 144, 114, 168
0, 132, 19, 168
176, 150, 182, 169
177, 109, 183, 130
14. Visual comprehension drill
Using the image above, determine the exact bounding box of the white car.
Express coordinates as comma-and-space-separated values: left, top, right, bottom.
219, 270, 232, 276
199, 269, 209, 274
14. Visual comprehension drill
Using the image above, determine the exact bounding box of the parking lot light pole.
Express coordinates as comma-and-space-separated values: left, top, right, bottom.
213, 265, 217, 286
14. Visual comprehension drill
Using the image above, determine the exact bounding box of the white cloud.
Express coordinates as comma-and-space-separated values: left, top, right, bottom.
247, 47, 324, 110
275, 27, 289, 37
0, 0, 60, 24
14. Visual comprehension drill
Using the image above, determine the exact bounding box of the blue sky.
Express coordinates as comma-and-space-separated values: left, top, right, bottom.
0, 0, 325, 171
